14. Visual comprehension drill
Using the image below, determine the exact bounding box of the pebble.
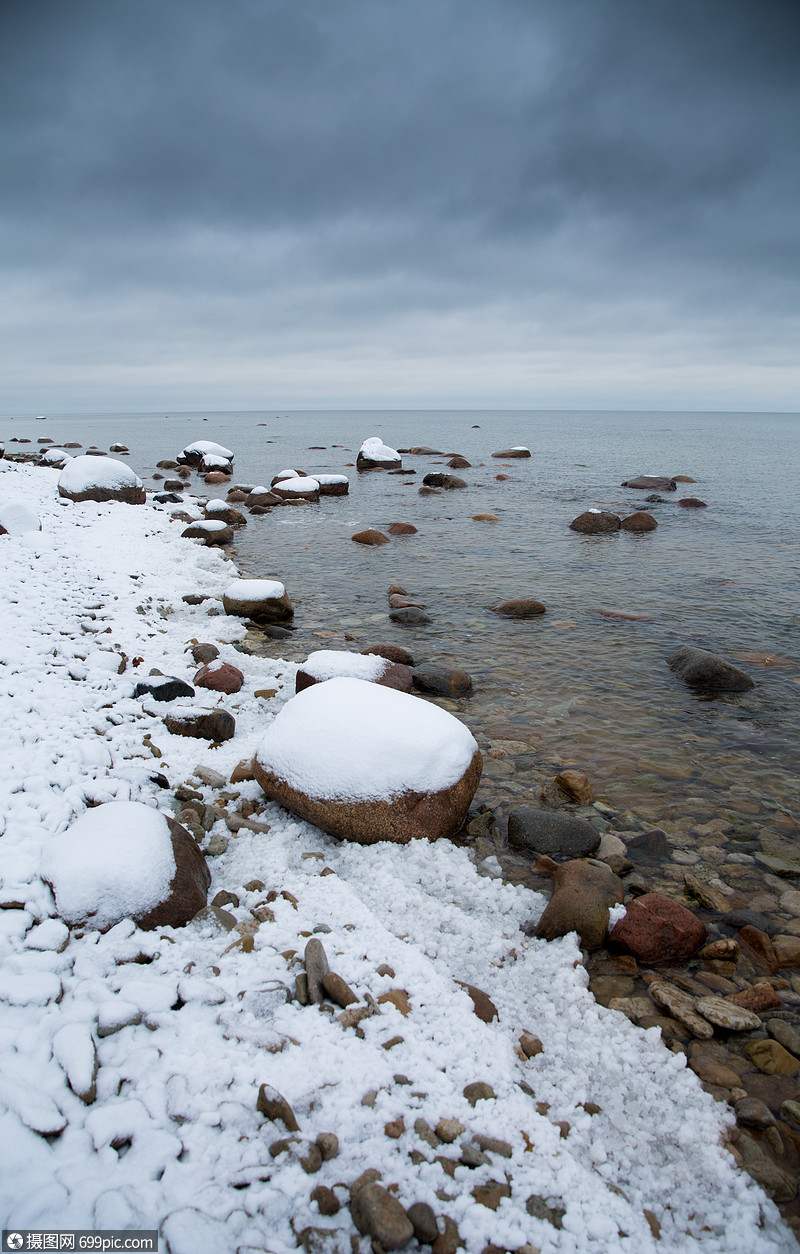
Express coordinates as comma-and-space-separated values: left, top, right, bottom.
310, 1185, 339, 1216
406, 1201, 438, 1243
696, 995, 761, 1032
743, 1039, 800, 1076
435, 1118, 465, 1144
320, 971, 358, 1008
304, 937, 329, 1004
648, 981, 713, 1039
256, 1084, 300, 1131
349, 1181, 414, 1249
463, 1082, 495, 1105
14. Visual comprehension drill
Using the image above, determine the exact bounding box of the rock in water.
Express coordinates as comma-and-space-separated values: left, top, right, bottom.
569, 510, 621, 534
609, 893, 707, 964
42, 802, 210, 931
507, 809, 600, 859
621, 476, 677, 491
535, 860, 624, 949
620, 511, 657, 532
411, 663, 473, 697
492, 447, 531, 458
357, 436, 402, 471
222, 578, 294, 624
253, 676, 482, 844
296, 649, 412, 694
491, 599, 546, 618
666, 646, 754, 692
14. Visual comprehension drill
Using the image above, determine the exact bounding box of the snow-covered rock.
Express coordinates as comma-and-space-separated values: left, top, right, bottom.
222, 577, 294, 624
270, 475, 320, 502
357, 436, 402, 471
42, 801, 210, 931
0, 500, 42, 534
314, 472, 349, 495
296, 649, 412, 694
177, 440, 234, 467
181, 519, 233, 546
253, 676, 482, 844
57, 456, 145, 504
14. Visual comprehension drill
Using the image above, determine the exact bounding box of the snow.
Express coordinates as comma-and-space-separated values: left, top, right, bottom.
274, 475, 320, 492
41, 447, 71, 465
0, 499, 41, 533
204, 499, 229, 512
255, 676, 479, 802
314, 473, 349, 486
0, 460, 793, 1252
359, 436, 400, 461
181, 441, 234, 460
58, 455, 143, 494
42, 802, 177, 930
189, 519, 228, 532
224, 577, 286, 601
300, 650, 388, 684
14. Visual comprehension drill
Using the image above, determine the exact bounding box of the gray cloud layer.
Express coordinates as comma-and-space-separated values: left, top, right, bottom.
1, 0, 798, 410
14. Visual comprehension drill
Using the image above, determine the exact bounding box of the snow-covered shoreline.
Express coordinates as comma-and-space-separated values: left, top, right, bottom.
0, 460, 793, 1252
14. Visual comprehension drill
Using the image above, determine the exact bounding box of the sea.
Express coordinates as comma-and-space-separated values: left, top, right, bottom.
3, 408, 798, 843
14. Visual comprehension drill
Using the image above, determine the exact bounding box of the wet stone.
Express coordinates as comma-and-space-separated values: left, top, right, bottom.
507, 808, 600, 859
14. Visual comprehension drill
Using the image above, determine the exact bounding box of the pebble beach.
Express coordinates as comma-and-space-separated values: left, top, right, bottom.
1, 410, 799, 1253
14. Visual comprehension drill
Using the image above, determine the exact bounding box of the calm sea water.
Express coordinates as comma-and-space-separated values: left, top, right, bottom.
3, 409, 799, 834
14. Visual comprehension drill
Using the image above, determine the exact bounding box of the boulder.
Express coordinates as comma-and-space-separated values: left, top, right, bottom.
389, 606, 432, 624
245, 488, 282, 508
177, 440, 234, 468
411, 663, 473, 698
667, 646, 754, 692
203, 472, 230, 484
163, 480, 186, 491
508, 808, 600, 859
609, 893, 707, 964
314, 473, 349, 496
535, 860, 624, 949
491, 598, 546, 618
569, 510, 621, 534
386, 522, 418, 535
271, 476, 321, 502
194, 661, 245, 694
447, 456, 471, 468
621, 476, 677, 491
42, 802, 210, 932
181, 521, 233, 546
620, 511, 657, 532
296, 649, 413, 694
0, 501, 42, 534
422, 473, 467, 489
361, 643, 416, 667
58, 456, 146, 505
678, 497, 708, 508
492, 447, 531, 458
164, 709, 236, 741
204, 501, 246, 526
223, 578, 294, 624
357, 436, 402, 471
352, 528, 390, 546
133, 675, 195, 702
253, 676, 483, 845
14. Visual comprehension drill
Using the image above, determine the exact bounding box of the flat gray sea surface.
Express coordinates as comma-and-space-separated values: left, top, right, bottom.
4, 408, 799, 831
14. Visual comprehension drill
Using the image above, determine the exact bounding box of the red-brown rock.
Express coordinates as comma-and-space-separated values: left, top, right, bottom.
194, 662, 245, 694
609, 893, 707, 965
361, 643, 416, 667
620, 511, 658, 532
386, 522, 418, 535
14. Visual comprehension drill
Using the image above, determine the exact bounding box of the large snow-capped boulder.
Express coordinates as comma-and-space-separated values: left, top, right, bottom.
270, 475, 320, 502
357, 437, 402, 471
314, 473, 349, 496
0, 500, 42, 535
223, 577, 294, 623
296, 649, 412, 694
58, 456, 146, 504
177, 440, 234, 468
42, 801, 210, 932
253, 676, 482, 844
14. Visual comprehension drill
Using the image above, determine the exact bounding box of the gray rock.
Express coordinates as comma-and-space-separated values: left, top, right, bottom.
411, 663, 473, 698
256, 1083, 300, 1131
621, 476, 677, 491
507, 808, 600, 860
389, 607, 432, 624
134, 676, 195, 702
164, 709, 235, 741
767, 1019, 800, 1058
421, 472, 467, 489
625, 828, 670, 866
406, 1200, 438, 1243
666, 646, 754, 692
305, 937, 330, 1004
350, 1181, 414, 1249
189, 905, 237, 932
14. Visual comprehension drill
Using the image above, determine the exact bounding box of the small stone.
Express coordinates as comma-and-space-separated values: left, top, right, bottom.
378, 989, 412, 1016
337, 1005, 372, 1028
310, 1185, 340, 1216
349, 1181, 414, 1249
699, 939, 739, 960
304, 937, 330, 1004
745, 1162, 797, 1203
648, 981, 713, 1039
744, 1039, 800, 1076
352, 528, 390, 546
735, 1098, 775, 1129
472, 1179, 511, 1210
204, 835, 228, 856
773, 935, 800, 968
376, 963, 396, 978
554, 770, 594, 804
406, 1201, 438, 1243
695, 995, 760, 1032
211, 890, 239, 910
230, 759, 257, 784
473, 1134, 513, 1158
321, 971, 358, 1008
435, 1118, 465, 1144
690, 1056, 742, 1089
382, 1035, 404, 1049
463, 1082, 495, 1105
315, 1132, 339, 1161
414, 1118, 440, 1148
385, 1118, 406, 1139
256, 1084, 300, 1131
492, 598, 546, 618
526, 1195, 565, 1228
727, 981, 782, 1013
432, 1216, 461, 1254
460, 1142, 490, 1167
362, 1091, 379, 1108
780, 1100, 800, 1127
684, 872, 728, 912
191, 643, 220, 665
767, 1019, 800, 1057
455, 980, 498, 1023
738, 925, 779, 974
519, 1031, 543, 1058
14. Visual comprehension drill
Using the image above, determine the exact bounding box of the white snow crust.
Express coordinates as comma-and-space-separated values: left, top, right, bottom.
256, 676, 478, 801
359, 436, 400, 461
0, 460, 793, 1253
274, 475, 319, 493
301, 650, 388, 683
224, 577, 286, 601
58, 456, 143, 494
0, 500, 41, 534
43, 802, 176, 930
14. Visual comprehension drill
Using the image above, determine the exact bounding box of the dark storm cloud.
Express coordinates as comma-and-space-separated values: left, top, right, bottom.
0, 0, 798, 408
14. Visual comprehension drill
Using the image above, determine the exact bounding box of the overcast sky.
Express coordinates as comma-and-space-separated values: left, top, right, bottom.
1, 0, 798, 413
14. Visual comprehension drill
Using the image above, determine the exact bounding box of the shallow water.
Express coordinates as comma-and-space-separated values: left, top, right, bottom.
3, 407, 799, 834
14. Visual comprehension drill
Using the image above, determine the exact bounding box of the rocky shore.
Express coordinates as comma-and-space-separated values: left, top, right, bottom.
1, 440, 798, 1252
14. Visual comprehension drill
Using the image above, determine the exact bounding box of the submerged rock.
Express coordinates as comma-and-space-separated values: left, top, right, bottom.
535, 860, 624, 949
411, 662, 473, 698
667, 646, 755, 692
491, 599, 546, 618
620, 511, 657, 532
569, 510, 621, 534
492, 447, 531, 458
